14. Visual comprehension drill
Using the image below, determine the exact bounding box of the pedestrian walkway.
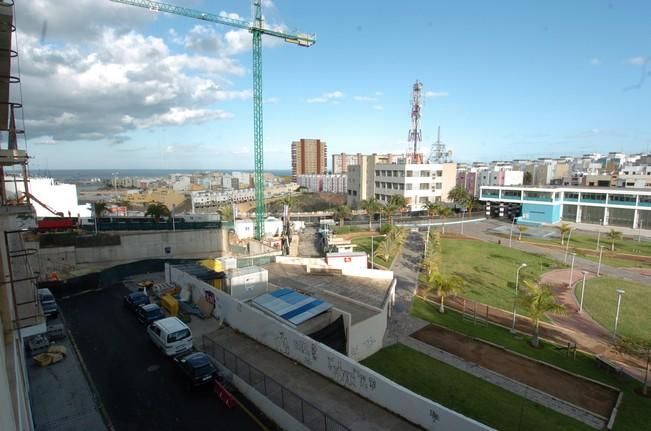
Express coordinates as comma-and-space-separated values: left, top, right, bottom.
384, 231, 429, 346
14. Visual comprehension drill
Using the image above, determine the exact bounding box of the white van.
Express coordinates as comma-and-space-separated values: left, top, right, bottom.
146, 317, 193, 356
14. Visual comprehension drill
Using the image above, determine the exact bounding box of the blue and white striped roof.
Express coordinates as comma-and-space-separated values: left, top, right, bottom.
252, 288, 332, 326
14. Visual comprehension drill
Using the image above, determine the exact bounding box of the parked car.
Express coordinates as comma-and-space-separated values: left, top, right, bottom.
123, 291, 150, 312
38, 288, 58, 319
135, 303, 165, 324
147, 317, 193, 356
173, 351, 219, 390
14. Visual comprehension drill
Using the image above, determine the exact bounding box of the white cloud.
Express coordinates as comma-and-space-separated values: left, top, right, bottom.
15, 2, 261, 144
375, 91, 384, 96
425, 91, 449, 98
353, 95, 376, 102
307, 90, 344, 103
590, 58, 602, 65
30, 135, 57, 145
629, 56, 648, 65
373, 105, 384, 111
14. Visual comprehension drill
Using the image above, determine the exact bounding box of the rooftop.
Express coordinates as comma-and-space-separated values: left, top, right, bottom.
262, 262, 393, 324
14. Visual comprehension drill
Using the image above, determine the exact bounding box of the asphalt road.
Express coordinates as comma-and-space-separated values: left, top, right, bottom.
57, 282, 264, 431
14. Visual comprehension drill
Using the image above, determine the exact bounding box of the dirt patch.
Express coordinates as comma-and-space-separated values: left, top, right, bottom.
412, 324, 619, 419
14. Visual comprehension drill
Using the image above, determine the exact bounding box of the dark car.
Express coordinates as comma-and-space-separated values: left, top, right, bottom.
123, 291, 150, 312
135, 303, 165, 324
38, 288, 58, 319
173, 351, 219, 390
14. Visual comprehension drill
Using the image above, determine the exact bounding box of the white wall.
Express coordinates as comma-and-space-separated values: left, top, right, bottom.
30, 229, 227, 277
169, 265, 492, 431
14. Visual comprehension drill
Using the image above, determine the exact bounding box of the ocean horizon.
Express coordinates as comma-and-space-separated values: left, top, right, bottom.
32, 168, 292, 182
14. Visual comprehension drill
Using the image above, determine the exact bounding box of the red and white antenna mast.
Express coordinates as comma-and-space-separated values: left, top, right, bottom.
407, 80, 423, 164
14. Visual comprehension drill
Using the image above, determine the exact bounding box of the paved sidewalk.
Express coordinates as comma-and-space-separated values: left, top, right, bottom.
384, 231, 429, 346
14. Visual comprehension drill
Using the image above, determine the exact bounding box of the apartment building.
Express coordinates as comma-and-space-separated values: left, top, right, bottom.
374, 162, 457, 211
346, 154, 402, 208
291, 139, 327, 180
297, 174, 347, 194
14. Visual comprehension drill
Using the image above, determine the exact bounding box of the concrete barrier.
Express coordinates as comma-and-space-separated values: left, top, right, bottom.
169, 264, 493, 431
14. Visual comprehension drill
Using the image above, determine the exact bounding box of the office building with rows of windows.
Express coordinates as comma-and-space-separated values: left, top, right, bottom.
480, 185, 651, 229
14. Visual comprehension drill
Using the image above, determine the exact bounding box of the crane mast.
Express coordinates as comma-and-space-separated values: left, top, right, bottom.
110, 0, 315, 239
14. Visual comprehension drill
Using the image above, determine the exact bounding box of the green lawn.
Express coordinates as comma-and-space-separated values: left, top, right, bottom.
362, 344, 593, 431
351, 236, 395, 267
524, 233, 651, 257
582, 278, 651, 341
409, 298, 651, 431
422, 238, 562, 312
575, 251, 651, 269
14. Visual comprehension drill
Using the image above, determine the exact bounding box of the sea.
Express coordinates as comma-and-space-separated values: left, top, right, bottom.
32, 169, 292, 183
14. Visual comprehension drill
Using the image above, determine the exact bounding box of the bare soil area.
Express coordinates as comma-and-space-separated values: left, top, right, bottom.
412, 324, 619, 419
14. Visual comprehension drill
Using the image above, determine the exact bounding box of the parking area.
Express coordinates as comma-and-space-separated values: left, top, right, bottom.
54, 279, 268, 431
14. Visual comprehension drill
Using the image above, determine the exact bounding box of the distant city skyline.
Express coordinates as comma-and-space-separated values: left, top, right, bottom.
18, 0, 651, 170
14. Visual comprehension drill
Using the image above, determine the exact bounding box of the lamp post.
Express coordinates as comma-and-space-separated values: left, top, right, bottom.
172, 203, 176, 232
511, 263, 527, 334
614, 288, 625, 338
579, 271, 588, 313
568, 252, 576, 288
597, 245, 606, 276
564, 228, 575, 263
460, 208, 466, 235
596, 218, 602, 250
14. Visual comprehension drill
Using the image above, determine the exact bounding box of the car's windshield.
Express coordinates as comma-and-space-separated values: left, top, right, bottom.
167, 329, 190, 343
192, 363, 214, 377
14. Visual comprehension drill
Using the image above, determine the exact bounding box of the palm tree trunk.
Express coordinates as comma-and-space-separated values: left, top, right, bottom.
368, 212, 372, 231
532, 322, 540, 347
611, 240, 615, 252
519, 232, 522, 241
439, 295, 445, 313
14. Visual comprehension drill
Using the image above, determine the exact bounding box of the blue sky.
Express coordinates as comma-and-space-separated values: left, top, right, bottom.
18, 0, 651, 171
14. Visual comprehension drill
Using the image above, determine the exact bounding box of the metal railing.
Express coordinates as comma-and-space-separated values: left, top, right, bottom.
202, 336, 349, 431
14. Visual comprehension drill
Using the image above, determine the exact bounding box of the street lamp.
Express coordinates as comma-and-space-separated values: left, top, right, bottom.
511, 263, 527, 334
172, 203, 176, 232
614, 288, 625, 338
596, 218, 602, 251
568, 252, 576, 288
578, 271, 588, 313
509, 216, 517, 248
564, 228, 575, 263
597, 245, 606, 276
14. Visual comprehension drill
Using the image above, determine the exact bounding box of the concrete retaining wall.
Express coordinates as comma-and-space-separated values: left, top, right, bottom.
169, 264, 493, 431
30, 229, 227, 277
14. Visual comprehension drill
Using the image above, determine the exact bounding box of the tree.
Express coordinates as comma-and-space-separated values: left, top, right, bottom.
557, 223, 571, 245
616, 337, 651, 396
448, 186, 472, 209
361, 198, 380, 231
438, 206, 454, 234
145, 202, 171, 223
218, 205, 234, 222
427, 273, 465, 313
94, 202, 108, 217
374, 239, 393, 263
523, 171, 533, 186
280, 193, 297, 211
518, 280, 566, 347
517, 225, 528, 241
388, 227, 406, 249
332, 205, 351, 227
386, 194, 407, 223
424, 201, 441, 222
422, 230, 442, 282
607, 229, 623, 251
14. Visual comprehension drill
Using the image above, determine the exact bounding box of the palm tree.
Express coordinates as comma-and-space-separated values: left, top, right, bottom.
332, 205, 352, 227
557, 223, 571, 245
145, 202, 171, 223
424, 201, 440, 225
361, 198, 380, 231
218, 205, 234, 222
94, 201, 108, 218
427, 273, 465, 313
517, 225, 528, 241
374, 239, 393, 263
519, 280, 566, 347
447, 186, 471, 210
438, 206, 454, 234
387, 195, 407, 222
280, 193, 297, 211
607, 229, 623, 251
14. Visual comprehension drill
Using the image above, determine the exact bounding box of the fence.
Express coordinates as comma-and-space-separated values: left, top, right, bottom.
202, 336, 349, 431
